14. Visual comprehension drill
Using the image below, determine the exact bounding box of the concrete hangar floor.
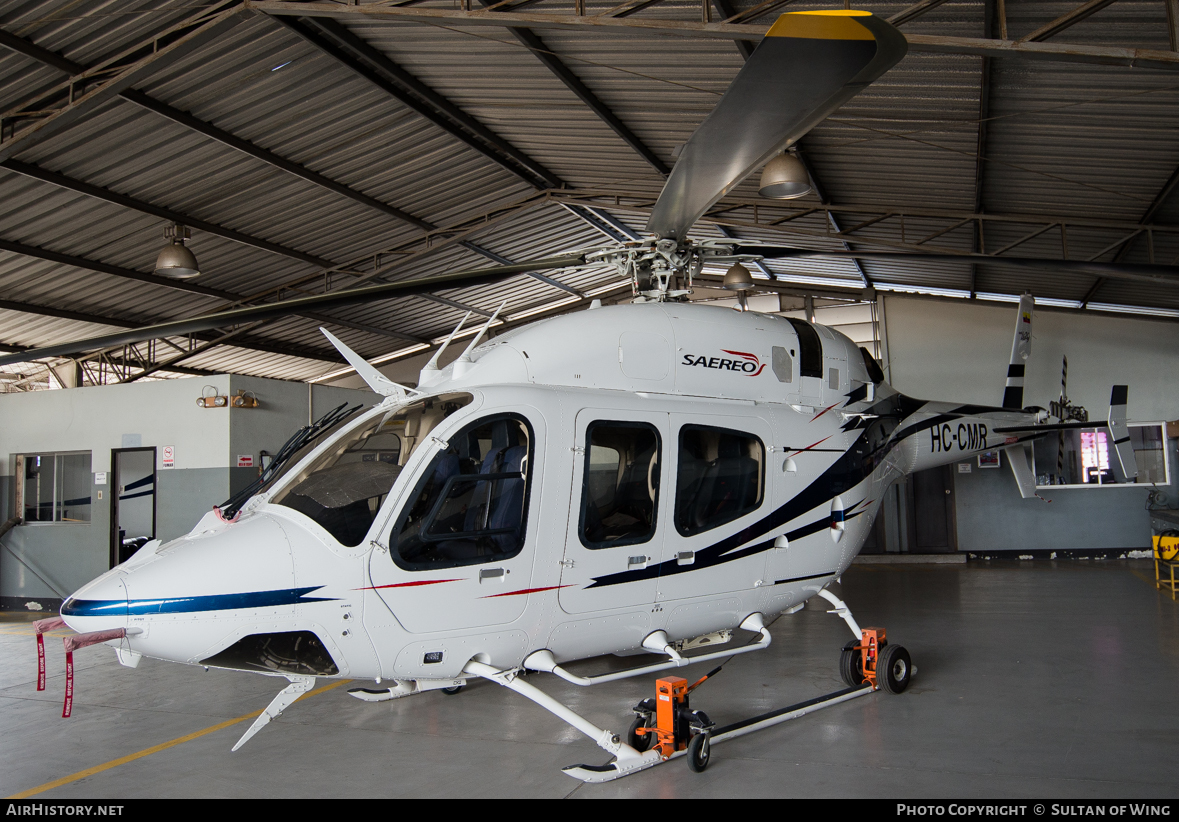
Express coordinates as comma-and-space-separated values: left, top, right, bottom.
2, 559, 1176, 799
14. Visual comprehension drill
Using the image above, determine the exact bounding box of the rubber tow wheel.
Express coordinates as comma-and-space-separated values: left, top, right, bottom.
687, 732, 711, 773
878, 643, 912, 694
440, 684, 464, 695
839, 639, 865, 687
627, 716, 654, 752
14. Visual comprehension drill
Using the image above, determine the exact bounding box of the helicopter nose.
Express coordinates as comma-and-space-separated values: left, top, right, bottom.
61, 571, 129, 633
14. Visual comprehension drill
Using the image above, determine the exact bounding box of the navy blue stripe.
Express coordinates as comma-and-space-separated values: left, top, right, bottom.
62, 586, 335, 617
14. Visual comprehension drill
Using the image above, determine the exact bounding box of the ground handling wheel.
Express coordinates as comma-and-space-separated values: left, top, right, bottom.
440, 684, 465, 695
687, 732, 711, 772
877, 643, 912, 694
627, 698, 656, 752
627, 715, 654, 752
839, 639, 865, 687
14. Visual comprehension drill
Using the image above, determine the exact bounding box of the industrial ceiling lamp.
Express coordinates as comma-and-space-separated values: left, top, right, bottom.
154, 224, 200, 279
723, 262, 755, 311
758, 151, 812, 199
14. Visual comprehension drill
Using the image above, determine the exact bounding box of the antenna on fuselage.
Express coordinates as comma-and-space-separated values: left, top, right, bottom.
456, 300, 507, 363
450, 301, 506, 377
419, 311, 471, 388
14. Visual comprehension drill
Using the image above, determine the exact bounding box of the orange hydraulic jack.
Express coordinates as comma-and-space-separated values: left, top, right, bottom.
858, 627, 885, 688
628, 671, 717, 772
841, 626, 912, 694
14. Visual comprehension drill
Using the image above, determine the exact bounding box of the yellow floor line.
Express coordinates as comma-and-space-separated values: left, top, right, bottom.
7, 679, 347, 799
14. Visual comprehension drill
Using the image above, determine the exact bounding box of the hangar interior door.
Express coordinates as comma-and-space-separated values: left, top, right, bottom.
110, 447, 156, 568
906, 464, 956, 553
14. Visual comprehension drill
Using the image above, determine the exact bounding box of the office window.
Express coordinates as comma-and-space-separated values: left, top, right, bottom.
21, 452, 91, 523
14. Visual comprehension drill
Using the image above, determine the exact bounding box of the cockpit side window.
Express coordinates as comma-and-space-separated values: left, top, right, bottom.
389, 413, 533, 570
785, 318, 823, 378
674, 425, 764, 537
272, 393, 472, 547
579, 421, 661, 549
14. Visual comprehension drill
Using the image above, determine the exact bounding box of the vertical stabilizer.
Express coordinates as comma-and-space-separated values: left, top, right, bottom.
1006, 442, 1037, 499
1107, 385, 1137, 479
1002, 294, 1034, 409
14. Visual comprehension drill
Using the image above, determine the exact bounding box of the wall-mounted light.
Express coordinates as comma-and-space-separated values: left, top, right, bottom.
155, 224, 200, 279
197, 385, 227, 407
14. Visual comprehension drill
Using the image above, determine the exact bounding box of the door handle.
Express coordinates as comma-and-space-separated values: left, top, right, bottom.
628, 555, 649, 569
677, 551, 695, 566
479, 567, 507, 583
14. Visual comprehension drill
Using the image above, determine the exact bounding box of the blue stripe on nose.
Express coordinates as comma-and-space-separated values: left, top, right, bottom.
62, 586, 334, 617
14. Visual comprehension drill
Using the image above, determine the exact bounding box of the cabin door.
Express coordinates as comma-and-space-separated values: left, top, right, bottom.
655, 412, 775, 604
557, 408, 668, 615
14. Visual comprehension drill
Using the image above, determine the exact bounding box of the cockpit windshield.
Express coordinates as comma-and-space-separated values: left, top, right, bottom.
271, 393, 473, 546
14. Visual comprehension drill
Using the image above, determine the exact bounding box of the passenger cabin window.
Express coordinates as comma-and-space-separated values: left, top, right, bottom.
273, 393, 472, 547
390, 414, 532, 570
674, 426, 764, 537
580, 422, 661, 549
785, 318, 823, 378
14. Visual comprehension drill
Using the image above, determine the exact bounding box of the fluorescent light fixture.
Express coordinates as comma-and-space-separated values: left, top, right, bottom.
875, 282, 971, 299
508, 295, 581, 322
271, 61, 292, 71
430, 321, 502, 345
586, 281, 630, 297
974, 292, 1022, 304
1037, 297, 1083, 309
1088, 302, 1179, 318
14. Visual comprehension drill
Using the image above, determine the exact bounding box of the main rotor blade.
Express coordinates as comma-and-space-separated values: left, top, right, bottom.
728, 245, 1179, 287
0, 255, 585, 367
647, 11, 906, 243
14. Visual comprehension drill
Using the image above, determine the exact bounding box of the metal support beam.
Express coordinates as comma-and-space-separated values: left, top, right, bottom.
119, 88, 435, 232
1018, 0, 1120, 43
1083, 161, 1179, 305
248, 2, 1179, 71
0, 24, 562, 296
475, 0, 671, 176
888, 0, 954, 26
0, 2, 247, 163
1168, 0, 1179, 51
0, 296, 343, 364
560, 202, 640, 242
794, 148, 870, 286
0, 159, 334, 269
0, 234, 426, 345
970, 0, 995, 296
276, 15, 561, 190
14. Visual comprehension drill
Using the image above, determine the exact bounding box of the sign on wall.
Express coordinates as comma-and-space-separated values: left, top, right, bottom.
161, 445, 175, 469
236, 455, 254, 468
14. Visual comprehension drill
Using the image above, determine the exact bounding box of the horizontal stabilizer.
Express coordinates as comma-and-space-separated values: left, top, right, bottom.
993, 421, 1106, 434
1107, 385, 1137, 479
1006, 442, 1037, 499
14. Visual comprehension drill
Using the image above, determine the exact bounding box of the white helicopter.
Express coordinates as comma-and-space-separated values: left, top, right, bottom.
17, 8, 1150, 783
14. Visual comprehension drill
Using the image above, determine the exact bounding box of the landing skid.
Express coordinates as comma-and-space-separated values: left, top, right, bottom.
562, 684, 874, 783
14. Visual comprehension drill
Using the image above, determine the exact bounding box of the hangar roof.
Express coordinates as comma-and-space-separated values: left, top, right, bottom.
1, 0, 1178, 389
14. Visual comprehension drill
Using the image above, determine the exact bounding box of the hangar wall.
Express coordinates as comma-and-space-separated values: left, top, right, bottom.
0, 376, 374, 609
879, 294, 1179, 553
